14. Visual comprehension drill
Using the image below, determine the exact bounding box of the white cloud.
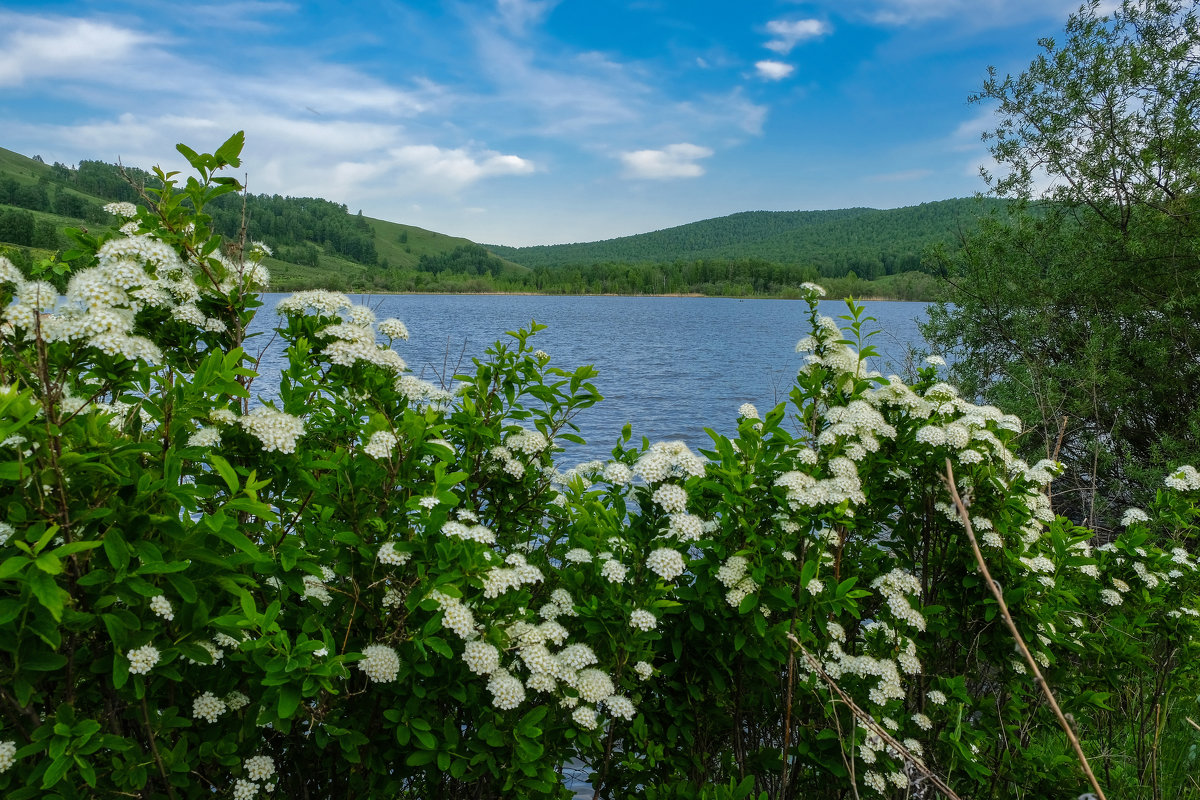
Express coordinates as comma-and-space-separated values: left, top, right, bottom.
755, 60, 795, 81
854, 0, 1081, 26
764, 18, 830, 54
496, 0, 562, 33
0, 15, 154, 87
620, 143, 713, 179
389, 146, 535, 190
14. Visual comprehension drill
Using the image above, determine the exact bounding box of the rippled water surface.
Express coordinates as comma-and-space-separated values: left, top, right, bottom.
247, 295, 930, 464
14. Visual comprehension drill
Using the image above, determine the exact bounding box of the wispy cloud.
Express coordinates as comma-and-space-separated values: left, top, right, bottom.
755, 60, 795, 81
496, 0, 562, 33
0, 14, 156, 87
764, 18, 830, 54
845, 0, 1081, 26
620, 143, 713, 179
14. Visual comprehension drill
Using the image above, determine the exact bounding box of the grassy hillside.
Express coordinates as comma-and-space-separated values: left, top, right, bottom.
0, 145, 519, 291
487, 198, 1008, 279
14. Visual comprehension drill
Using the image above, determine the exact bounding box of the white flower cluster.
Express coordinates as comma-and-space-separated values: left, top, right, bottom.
359, 644, 400, 683
321, 320, 407, 373
127, 644, 161, 675
150, 594, 174, 621
1120, 507, 1149, 527
634, 440, 706, 483
193, 691, 227, 723
487, 668, 526, 710
666, 512, 705, 541
377, 542, 411, 566
442, 520, 496, 544
775, 457, 866, 509
244, 755, 276, 782
600, 557, 628, 584
1165, 465, 1200, 491
738, 403, 760, 420
652, 483, 688, 513
186, 640, 224, 665
871, 569, 926, 632
104, 201, 139, 218
603, 462, 633, 485
377, 317, 409, 339
646, 547, 687, 581
188, 426, 222, 448
276, 290, 353, 317
298, 572, 332, 605
238, 407, 305, 453
462, 640, 501, 675
429, 590, 478, 639
507, 427, 549, 455
629, 608, 657, 631
0, 740, 15, 773
363, 430, 398, 459
482, 553, 543, 599
489, 446, 526, 478
395, 375, 454, 406
634, 661, 653, 680
715, 555, 757, 608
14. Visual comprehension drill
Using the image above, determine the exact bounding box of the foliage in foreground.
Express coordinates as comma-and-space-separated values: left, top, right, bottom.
0, 135, 1198, 800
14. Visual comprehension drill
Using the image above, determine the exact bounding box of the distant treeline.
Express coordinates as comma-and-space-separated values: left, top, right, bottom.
487, 199, 1007, 280
279, 249, 939, 301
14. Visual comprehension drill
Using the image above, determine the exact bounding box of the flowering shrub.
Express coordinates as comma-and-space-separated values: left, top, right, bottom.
0, 135, 1198, 800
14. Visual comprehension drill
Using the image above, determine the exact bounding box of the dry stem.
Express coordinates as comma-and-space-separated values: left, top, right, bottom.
786, 632, 962, 800
942, 458, 1107, 800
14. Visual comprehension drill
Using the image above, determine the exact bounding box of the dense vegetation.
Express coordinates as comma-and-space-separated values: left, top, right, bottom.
0, 133, 1197, 800
924, 0, 1200, 527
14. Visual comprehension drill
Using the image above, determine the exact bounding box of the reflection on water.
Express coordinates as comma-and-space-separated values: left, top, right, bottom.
246, 295, 930, 464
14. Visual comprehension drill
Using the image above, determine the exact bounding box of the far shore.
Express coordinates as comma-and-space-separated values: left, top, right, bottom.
268, 289, 933, 303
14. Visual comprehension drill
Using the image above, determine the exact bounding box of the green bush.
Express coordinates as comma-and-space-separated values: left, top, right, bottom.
0, 134, 1197, 800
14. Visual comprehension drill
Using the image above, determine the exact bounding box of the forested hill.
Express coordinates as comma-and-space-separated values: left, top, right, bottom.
0, 145, 523, 291
487, 199, 1007, 278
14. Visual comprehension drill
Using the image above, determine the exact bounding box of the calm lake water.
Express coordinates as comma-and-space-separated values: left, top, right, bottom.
246, 295, 931, 465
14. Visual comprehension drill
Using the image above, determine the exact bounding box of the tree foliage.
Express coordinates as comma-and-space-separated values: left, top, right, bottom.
923, 0, 1200, 526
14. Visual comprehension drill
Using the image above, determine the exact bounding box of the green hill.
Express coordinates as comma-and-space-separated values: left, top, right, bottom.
0, 145, 525, 291
487, 199, 1008, 280
0, 142, 995, 299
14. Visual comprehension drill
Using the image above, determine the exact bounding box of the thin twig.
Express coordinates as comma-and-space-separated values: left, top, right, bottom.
786, 633, 963, 800
142, 695, 180, 800
942, 458, 1107, 800
1187, 717, 1200, 733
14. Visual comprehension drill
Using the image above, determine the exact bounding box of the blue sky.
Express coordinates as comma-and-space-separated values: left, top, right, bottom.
0, 0, 1086, 246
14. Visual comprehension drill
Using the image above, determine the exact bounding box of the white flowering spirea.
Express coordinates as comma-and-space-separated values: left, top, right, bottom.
5, 131, 1200, 800
358, 644, 401, 683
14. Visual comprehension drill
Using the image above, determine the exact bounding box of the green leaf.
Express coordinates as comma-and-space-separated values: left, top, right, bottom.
208, 454, 239, 493
214, 131, 245, 167
102, 530, 130, 572
0, 555, 30, 580
279, 685, 301, 718
29, 570, 68, 621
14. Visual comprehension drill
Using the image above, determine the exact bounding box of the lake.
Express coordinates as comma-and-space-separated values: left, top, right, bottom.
246, 295, 931, 465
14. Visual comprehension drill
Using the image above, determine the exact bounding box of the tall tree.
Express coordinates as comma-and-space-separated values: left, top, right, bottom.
924, 0, 1200, 528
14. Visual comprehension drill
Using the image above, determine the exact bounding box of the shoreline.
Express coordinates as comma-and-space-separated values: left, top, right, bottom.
268, 289, 932, 303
